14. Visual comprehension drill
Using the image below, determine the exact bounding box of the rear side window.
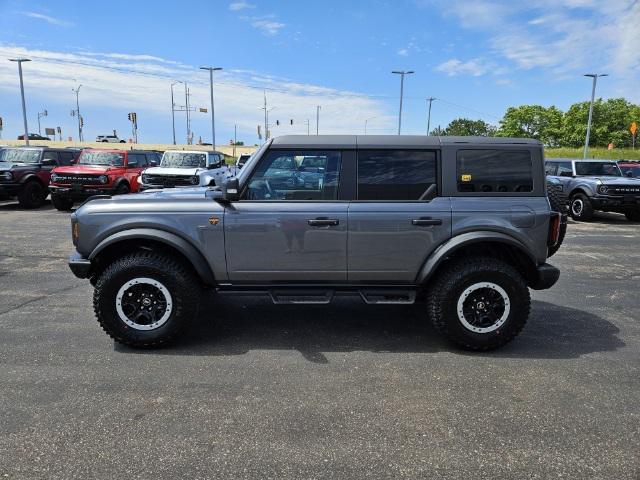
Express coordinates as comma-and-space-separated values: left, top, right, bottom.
545, 162, 557, 176
457, 150, 533, 193
357, 150, 437, 200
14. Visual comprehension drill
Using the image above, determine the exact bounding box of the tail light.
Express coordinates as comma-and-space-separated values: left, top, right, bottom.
548, 212, 561, 247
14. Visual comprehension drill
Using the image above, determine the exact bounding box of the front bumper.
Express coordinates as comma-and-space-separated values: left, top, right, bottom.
139, 184, 195, 191
591, 195, 640, 210
69, 250, 92, 279
0, 183, 23, 195
530, 263, 560, 290
50, 185, 117, 200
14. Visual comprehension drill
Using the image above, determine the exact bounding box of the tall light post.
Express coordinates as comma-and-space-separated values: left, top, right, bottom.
392, 70, 413, 135
200, 66, 223, 148
364, 116, 377, 135
72, 84, 83, 141
9, 58, 31, 146
170, 80, 183, 145
426, 97, 436, 135
316, 105, 321, 135
583, 73, 608, 159
37, 109, 48, 136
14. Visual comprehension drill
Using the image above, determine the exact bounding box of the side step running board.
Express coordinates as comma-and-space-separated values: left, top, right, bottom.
269, 290, 334, 304
359, 289, 416, 304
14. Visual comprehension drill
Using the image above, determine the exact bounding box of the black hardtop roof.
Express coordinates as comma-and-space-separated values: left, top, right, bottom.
547, 158, 620, 163
270, 135, 542, 149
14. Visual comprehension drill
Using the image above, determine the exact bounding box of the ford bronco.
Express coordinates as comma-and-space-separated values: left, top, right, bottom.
68, 136, 561, 350
138, 150, 229, 191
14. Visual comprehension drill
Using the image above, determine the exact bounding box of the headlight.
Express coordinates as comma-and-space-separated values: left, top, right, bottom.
0, 171, 13, 181
50, 173, 59, 182
597, 185, 609, 194
141, 174, 148, 184
98, 175, 108, 184
190, 175, 199, 185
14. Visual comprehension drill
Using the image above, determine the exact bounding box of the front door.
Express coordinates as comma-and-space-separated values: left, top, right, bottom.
348, 149, 452, 283
224, 149, 348, 284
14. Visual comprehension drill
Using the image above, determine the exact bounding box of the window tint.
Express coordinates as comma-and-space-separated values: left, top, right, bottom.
127, 153, 143, 167
357, 150, 436, 201
557, 161, 573, 177
59, 152, 75, 166
42, 151, 59, 162
457, 150, 533, 193
545, 162, 557, 176
246, 150, 341, 200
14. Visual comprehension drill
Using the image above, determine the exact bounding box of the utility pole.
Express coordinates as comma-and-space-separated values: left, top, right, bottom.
583, 73, 608, 159
170, 80, 183, 145
426, 97, 436, 135
392, 70, 414, 135
9, 58, 31, 146
37, 109, 48, 136
316, 105, 321, 135
72, 84, 83, 141
200, 66, 223, 148
364, 116, 377, 135
233, 124, 237, 157
184, 83, 193, 144
259, 91, 275, 143
305, 119, 310, 135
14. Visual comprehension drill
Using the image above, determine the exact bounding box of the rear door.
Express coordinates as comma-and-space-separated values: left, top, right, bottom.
347, 149, 451, 283
224, 149, 348, 283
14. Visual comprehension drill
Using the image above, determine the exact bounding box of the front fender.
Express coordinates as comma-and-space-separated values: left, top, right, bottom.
415, 231, 537, 285
88, 227, 215, 285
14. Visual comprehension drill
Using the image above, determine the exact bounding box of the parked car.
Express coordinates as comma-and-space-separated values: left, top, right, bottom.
96, 134, 126, 143
48, 149, 161, 210
138, 150, 229, 191
546, 158, 640, 221
0, 147, 79, 207
618, 161, 640, 178
236, 153, 252, 169
18, 133, 50, 141
69, 135, 561, 350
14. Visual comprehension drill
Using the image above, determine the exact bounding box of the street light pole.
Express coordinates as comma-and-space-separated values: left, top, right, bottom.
583, 73, 608, 159
9, 58, 31, 146
392, 70, 414, 135
72, 84, 83, 142
364, 116, 377, 135
316, 105, 321, 135
426, 97, 436, 135
200, 66, 223, 148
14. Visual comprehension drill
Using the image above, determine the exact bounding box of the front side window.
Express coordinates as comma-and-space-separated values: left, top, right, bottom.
79, 151, 124, 166
357, 150, 437, 200
457, 150, 533, 193
575, 161, 621, 177
545, 162, 557, 176
557, 161, 573, 176
42, 151, 59, 162
246, 150, 341, 200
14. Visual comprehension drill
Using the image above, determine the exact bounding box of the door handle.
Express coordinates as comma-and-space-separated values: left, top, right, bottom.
412, 217, 442, 226
308, 218, 339, 227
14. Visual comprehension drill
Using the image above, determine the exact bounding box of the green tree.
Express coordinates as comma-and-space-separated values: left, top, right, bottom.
497, 105, 564, 146
438, 118, 496, 136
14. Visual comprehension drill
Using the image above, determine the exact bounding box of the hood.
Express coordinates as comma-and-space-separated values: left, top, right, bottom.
0, 161, 33, 170
582, 176, 640, 185
53, 164, 112, 174
143, 166, 205, 176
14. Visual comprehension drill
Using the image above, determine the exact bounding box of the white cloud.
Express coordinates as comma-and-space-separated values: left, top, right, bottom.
436, 58, 489, 77
0, 44, 392, 140
397, 48, 409, 57
240, 15, 286, 35
228, 1, 255, 11
19, 11, 74, 27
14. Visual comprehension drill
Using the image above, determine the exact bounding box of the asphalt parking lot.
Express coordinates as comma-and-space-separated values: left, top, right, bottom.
0, 199, 638, 479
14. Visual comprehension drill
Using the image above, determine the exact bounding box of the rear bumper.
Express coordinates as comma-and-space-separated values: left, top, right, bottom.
68, 250, 92, 279
50, 185, 117, 200
530, 263, 560, 290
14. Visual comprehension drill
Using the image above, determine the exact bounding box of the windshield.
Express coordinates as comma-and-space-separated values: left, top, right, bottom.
619, 165, 640, 177
78, 151, 125, 166
236, 142, 270, 184
0, 148, 41, 164
161, 151, 207, 168
575, 161, 621, 176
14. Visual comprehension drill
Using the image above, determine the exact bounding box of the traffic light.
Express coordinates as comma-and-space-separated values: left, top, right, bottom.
276, 120, 280, 126
79, 116, 84, 127
290, 119, 293, 125
0, 117, 3, 128
257, 125, 262, 139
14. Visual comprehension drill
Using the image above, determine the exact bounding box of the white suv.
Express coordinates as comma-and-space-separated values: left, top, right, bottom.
139, 150, 230, 191
96, 135, 125, 143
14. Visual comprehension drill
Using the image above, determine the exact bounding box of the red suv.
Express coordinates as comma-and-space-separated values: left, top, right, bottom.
618, 161, 640, 178
49, 149, 160, 210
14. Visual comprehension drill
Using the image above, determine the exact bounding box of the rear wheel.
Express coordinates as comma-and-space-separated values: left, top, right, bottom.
625, 210, 640, 222
427, 257, 530, 351
93, 252, 201, 348
570, 193, 594, 221
51, 194, 74, 211
17, 181, 45, 209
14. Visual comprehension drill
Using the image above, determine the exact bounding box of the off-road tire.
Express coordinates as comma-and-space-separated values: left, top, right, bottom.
625, 210, 640, 222
93, 251, 201, 348
569, 193, 594, 221
51, 194, 74, 211
427, 257, 530, 351
17, 180, 45, 209
546, 180, 568, 257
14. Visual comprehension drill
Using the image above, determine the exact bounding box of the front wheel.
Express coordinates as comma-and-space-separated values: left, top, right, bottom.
625, 211, 640, 222
93, 252, 201, 347
115, 183, 130, 195
427, 257, 530, 350
51, 194, 74, 211
570, 193, 594, 221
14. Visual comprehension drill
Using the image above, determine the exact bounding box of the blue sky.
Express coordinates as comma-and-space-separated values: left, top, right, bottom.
0, 0, 638, 145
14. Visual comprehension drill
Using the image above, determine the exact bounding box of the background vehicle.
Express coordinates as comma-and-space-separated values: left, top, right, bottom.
0, 147, 79, 208
96, 134, 126, 143
17, 133, 50, 141
546, 158, 640, 221
49, 149, 160, 210
138, 150, 228, 191
618, 161, 640, 178
69, 135, 560, 351
236, 153, 251, 169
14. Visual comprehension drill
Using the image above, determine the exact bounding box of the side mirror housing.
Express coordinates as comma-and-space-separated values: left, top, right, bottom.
221, 177, 240, 202
625, 171, 633, 177
42, 158, 56, 167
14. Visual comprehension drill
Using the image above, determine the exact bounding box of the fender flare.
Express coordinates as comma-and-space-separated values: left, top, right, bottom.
415, 231, 537, 285
112, 177, 130, 190
19, 173, 44, 186
88, 228, 215, 286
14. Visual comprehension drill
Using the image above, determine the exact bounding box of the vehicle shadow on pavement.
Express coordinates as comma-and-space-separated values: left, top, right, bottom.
114, 298, 624, 362
0, 200, 53, 211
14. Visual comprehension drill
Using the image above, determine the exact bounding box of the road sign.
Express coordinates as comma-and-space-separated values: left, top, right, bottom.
199, 108, 208, 113
45, 128, 55, 136
631, 122, 637, 135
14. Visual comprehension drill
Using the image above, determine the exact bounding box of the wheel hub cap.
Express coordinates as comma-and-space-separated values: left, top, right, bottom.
457, 282, 510, 334
116, 277, 173, 331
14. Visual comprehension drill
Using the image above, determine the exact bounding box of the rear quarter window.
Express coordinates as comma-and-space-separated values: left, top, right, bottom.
457, 149, 533, 193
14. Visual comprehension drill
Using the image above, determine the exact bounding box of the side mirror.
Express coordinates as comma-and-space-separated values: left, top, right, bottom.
42, 158, 56, 167
221, 177, 240, 202
625, 171, 633, 177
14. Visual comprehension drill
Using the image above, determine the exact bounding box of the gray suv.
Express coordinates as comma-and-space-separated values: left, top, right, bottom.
545, 158, 640, 221
68, 136, 561, 351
